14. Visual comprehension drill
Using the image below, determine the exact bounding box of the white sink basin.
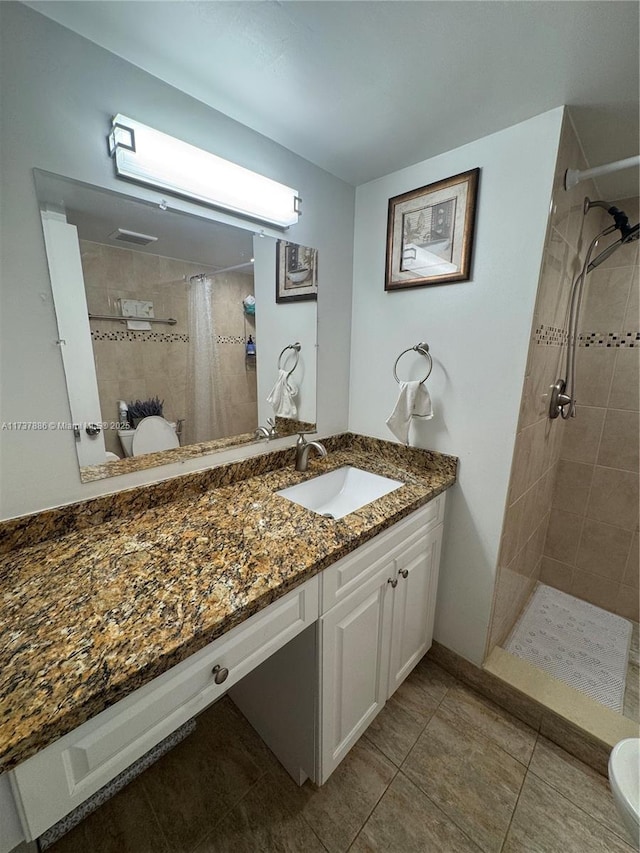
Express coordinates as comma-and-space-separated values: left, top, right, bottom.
277, 466, 404, 519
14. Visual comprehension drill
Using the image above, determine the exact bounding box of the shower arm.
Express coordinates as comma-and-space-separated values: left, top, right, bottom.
549, 223, 617, 420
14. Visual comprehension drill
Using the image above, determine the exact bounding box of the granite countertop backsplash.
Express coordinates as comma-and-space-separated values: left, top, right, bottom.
0, 433, 457, 772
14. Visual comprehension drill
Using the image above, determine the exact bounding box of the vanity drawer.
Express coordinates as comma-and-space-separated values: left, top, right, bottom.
10, 575, 319, 841
320, 495, 445, 614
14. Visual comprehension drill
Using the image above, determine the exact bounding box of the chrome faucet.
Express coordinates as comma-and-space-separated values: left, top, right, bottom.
254, 418, 278, 441
295, 434, 327, 472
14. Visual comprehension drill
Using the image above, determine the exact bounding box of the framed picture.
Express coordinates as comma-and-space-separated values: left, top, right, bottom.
385, 168, 480, 291
276, 240, 318, 303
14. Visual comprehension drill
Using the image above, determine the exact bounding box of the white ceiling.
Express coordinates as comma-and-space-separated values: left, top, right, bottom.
27, 1, 640, 200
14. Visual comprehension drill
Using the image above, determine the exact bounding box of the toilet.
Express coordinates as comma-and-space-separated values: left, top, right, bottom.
117, 416, 179, 457
609, 738, 640, 848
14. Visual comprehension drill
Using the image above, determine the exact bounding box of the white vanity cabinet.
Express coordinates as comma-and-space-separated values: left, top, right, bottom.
318, 495, 445, 783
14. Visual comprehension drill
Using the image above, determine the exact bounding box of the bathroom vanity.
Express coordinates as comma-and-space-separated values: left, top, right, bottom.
0, 434, 456, 846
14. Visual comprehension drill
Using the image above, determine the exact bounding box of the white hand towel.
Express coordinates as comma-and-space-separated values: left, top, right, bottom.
386, 380, 433, 445
266, 369, 298, 418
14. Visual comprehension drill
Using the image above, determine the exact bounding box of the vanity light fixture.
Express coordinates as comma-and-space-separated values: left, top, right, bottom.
107, 114, 301, 228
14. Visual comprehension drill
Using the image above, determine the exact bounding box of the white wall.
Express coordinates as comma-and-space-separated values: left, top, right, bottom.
0, 3, 354, 520
254, 238, 317, 428
349, 109, 563, 664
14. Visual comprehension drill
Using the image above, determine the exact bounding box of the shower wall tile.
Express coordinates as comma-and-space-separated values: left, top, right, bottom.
623, 533, 639, 589
624, 266, 639, 326
551, 460, 593, 516
570, 570, 619, 612
574, 347, 617, 407
615, 585, 640, 622
586, 465, 639, 531
558, 406, 605, 464
574, 520, 633, 581
545, 510, 582, 565
579, 266, 634, 333
539, 557, 573, 594
597, 409, 640, 472
609, 348, 640, 411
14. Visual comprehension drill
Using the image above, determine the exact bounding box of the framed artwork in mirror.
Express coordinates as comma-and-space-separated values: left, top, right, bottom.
276, 240, 318, 303
385, 168, 479, 290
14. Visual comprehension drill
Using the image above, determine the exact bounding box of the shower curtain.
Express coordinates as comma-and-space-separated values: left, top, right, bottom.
184, 275, 229, 444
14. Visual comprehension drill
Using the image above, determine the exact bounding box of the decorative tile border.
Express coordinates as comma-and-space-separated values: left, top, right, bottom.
534, 324, 640, 348
580, 331, 639, 348
91, 331, 248, 345
534, 324, 568, 346
217, 335, 246, 345
91, 330, 188, 343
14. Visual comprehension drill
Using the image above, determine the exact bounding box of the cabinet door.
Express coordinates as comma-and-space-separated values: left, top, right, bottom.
387, 524, 443, 697
319, 566, 393, 783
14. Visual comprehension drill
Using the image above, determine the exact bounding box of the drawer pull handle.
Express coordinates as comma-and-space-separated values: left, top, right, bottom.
399, 569, 409, 579
387, 577, 398, 588
211, 665, 229, 684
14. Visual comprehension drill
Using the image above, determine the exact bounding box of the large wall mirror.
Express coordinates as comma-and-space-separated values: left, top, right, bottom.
34, 170, 317, 483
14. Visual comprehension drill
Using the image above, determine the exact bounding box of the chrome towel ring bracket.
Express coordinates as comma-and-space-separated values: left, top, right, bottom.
278, 342, 301, 378
393, 342, 433, 385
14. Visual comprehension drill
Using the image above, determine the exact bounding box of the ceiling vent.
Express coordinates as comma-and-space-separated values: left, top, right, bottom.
109, 228, 158, 246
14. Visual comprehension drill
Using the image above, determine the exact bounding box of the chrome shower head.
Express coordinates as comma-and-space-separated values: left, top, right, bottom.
584, 198, 639, 271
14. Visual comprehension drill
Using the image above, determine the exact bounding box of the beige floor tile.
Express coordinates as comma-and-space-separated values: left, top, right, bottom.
192, 772, 326, 853
139, 699, 274, 851
48, 777, 169, 853
363, 694, 429, 767
502, 772, 635, 852
296, 737, 396, 853
400, 655, 458, 711
402, 703, 526, 853
350, 772, 482, 853
438, 682, 537, 765
364, 657, 454, 765
528, 737, 630, 841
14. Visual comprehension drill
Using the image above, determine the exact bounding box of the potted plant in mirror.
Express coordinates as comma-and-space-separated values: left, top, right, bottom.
127, 396, 165, 428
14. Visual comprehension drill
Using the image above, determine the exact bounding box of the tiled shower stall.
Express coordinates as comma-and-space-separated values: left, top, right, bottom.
488, 115, 639, 654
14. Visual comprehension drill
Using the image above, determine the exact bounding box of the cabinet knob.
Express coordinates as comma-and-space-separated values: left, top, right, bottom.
399, 569, 409, 579
211, 664, 229, 684
387, 577, 398, 588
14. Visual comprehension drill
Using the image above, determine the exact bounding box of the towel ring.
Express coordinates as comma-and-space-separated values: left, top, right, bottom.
278, 342, 301, 378
393, 342, 433, 385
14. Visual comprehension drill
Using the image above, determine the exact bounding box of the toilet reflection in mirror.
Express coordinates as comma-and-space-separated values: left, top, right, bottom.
34, 170, 317, 482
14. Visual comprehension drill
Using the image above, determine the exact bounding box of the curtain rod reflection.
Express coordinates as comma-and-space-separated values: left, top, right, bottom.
187, 261, 254, 282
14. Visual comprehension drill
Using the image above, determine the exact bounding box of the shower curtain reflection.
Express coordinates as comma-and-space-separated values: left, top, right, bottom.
185, 275, 230, 444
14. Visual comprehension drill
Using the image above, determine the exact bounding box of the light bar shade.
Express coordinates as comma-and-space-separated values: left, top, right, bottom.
108, 115, 300, 228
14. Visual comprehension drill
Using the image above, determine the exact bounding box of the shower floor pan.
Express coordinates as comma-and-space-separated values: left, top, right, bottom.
505, 583, 632, 712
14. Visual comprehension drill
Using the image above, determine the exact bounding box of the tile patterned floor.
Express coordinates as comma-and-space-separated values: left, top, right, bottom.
49, 655, 636, 853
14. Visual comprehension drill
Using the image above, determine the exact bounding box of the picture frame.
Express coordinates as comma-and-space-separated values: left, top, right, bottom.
276, 240, 318, 303
385, 168, 480, 291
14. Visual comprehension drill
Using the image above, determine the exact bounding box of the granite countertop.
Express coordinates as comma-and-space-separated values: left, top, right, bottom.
0, 434, 457, 772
